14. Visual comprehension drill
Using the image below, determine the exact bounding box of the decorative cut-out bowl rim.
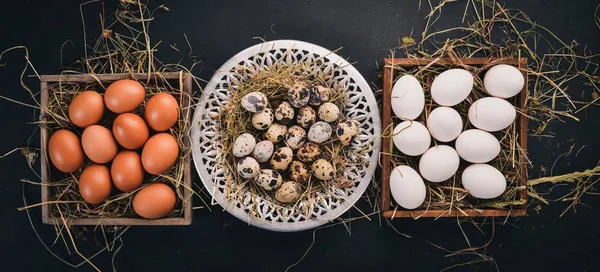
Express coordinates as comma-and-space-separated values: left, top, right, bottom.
191, 40, 381, 232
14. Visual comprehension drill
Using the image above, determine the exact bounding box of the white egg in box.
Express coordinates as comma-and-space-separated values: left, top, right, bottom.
391, 75, 425, 120
426, 106, 463, 142
484, 64, 525, 99
468, 97, 516, 132
389, 165, 426, 210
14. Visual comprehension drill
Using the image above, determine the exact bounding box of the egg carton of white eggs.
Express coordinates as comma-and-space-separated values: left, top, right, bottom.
381, 58, 528, 218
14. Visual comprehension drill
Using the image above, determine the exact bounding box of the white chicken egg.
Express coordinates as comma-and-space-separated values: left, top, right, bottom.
233, 133, 256, 157
252, 140, 274, 163
483, 64, 524, 99
426, 107, 463, 142
462, 164, 507, 199
455, 129, 500, 163
391, 75, 425, 120
418, 145, 460, 182
389, 165, 426, 210
430, 69, 473, 106
468, 97, 516, 132
392, 121, 431, 156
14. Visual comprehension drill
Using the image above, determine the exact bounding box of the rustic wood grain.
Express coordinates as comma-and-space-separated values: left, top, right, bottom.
381, 58, 528, 218
40, 72, 193, 226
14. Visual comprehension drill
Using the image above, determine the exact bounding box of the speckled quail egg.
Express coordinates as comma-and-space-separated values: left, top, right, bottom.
287, 83, 310, 108
270, 147, 293, 171
274, 101, 295, 124
307, 121, 333, 144
236, 156, 260, 179
336, 119, 359, 146
318, 102, 340, 123
233, 133, 256, 157
255, 169, 283, 191
285, 125, 307, 150
312, 159, 335, 181
275, 181, 303, 203
296, 142, 321, 163
252, 108, 274, 130
290, 161, 311, 184
252, 140, 274, 163
308, 85, 331, 106
241, 92, 268, 113
265, 123, 288, 143
297, 106, 317, 128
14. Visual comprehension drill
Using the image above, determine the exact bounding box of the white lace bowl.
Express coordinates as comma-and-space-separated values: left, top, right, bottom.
191, 40, 381, 232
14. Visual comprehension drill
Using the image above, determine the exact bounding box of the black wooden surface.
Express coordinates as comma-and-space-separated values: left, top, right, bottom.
1, 1, 599, 271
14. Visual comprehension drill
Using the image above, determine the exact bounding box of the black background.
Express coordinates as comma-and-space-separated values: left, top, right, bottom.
1, 0, 599, 271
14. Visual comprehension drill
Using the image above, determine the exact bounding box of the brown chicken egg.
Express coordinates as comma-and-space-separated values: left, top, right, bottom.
144, 93, 179, 131
82, 125, 118, 163
104, 79, 145, 113
112, 113, 149, 149
48, 130, 84, 173
68, 91, 104, 128
133, 183, 176, 219
141, 133, 179, 174
111, 151, 144, 192
79, 164, 112, 204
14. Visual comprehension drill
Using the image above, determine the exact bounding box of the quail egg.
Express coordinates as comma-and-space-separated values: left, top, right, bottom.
290, 161, 311, 184
252, 140, 274, 163
270, 147, 293, 171
251, 108, 274, 130
274, 101, 295, 124
287, 83, 310, 108
255, 169, 283, 191
336, 119, 359, 146
312, 159, 334, 181
285, 125, 307, 150
233, 133, 256, 157
265, 123, 288, 143
296, 142, 321, 163
236, 156, 260, 179
275, 181, 302, 203
318, 102, 340, 123
297, 106, 317, 128
308, 85, 331, 106
307, 121, 333, 144
241, 92, 268, 113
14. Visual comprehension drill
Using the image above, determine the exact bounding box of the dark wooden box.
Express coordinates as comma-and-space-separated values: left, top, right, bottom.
40, 72, 192, 225
381, 58, 528, 218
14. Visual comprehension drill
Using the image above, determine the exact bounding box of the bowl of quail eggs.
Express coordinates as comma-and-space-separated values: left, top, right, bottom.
191, 40, 381, 232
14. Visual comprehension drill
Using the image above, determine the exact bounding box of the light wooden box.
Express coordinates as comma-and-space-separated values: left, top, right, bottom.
381, 58, 528, 218
40, 72, 192, 225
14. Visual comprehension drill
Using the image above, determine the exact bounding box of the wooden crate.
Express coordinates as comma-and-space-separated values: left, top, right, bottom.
40, 72, 192, 225
381, 58, 528, 218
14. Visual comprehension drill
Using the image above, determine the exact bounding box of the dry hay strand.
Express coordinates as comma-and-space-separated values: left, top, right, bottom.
214, 48, 372, 223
